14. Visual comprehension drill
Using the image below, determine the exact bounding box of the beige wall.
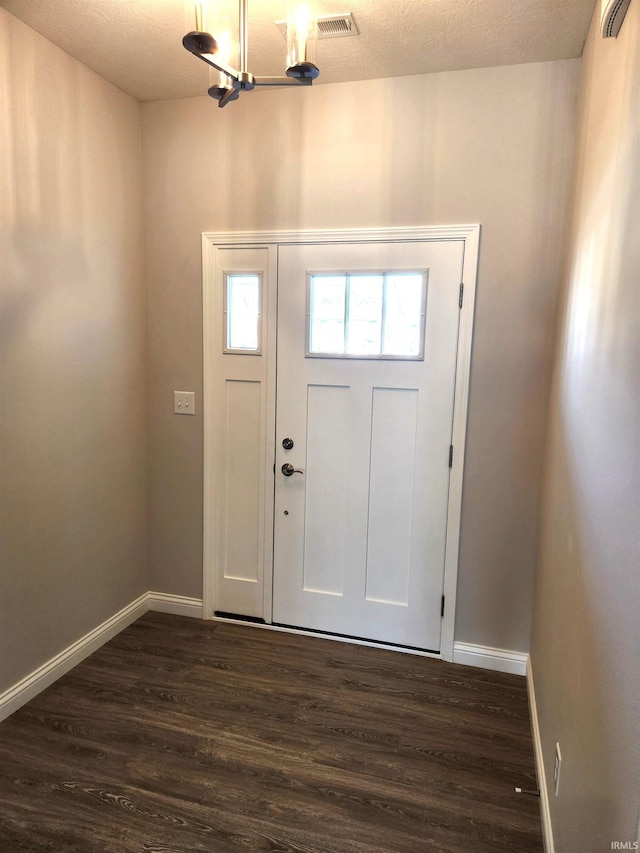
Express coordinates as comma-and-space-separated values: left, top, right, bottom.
531, 2, 640, 850
141, 58, 580, 651
0, 10, 148, 692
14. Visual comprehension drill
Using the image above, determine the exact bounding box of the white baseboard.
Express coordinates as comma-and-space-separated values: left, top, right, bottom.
527, 656, 555, 853
452, 641, 528, 676
3, 599, 529, 724
0, 592, 149, 723
147, 592, 204, 619
0, 591, 204, 723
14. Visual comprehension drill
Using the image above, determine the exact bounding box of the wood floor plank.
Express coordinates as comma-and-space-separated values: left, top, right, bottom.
0, 613, 542, 852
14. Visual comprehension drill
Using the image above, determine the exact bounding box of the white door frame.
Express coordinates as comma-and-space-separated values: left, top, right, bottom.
202, 225, 480, 662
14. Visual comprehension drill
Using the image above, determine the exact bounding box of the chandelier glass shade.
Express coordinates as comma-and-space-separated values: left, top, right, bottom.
183, 1, 320, 108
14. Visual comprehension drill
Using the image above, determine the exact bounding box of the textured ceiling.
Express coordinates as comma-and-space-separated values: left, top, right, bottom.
1, 0, 596, 102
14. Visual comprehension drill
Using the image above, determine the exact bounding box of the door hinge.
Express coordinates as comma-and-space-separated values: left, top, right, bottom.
449, 445, 453, 468
459, 283, 464, 309
441, 595, 445, 618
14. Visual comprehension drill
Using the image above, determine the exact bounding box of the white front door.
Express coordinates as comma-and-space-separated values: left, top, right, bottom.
272, 240, 464, 651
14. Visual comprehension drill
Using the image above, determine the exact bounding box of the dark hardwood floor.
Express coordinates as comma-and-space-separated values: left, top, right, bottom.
0, 613, 542, 852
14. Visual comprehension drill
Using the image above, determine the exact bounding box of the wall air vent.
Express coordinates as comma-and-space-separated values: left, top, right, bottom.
276, 13, 359, 41
600, 0, 632, 37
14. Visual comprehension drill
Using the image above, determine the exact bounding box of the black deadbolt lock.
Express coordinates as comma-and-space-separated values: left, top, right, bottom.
282, 437, 294, 450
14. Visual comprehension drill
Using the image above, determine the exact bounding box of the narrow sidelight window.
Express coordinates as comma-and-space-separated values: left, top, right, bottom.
225, 272, 262, 354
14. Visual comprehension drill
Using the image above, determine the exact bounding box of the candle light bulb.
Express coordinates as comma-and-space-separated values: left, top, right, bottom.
194, 2, 205, 31
286, 2, 318, 78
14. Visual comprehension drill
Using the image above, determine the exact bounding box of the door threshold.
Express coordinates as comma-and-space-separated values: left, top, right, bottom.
210, 614, 441, 659
214, 611, 266, 624
273, 622, 439, 655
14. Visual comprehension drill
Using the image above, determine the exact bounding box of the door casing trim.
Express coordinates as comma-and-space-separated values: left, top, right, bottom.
202, 225, 481, 662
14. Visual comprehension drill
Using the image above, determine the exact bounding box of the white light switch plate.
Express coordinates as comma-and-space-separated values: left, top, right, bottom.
174, 391, 195, 415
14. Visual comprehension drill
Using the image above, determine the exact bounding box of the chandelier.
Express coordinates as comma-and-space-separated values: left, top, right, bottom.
183, 1, 320, 108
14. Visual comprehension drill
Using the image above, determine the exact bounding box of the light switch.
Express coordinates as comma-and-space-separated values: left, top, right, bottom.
174, 391, 195, 415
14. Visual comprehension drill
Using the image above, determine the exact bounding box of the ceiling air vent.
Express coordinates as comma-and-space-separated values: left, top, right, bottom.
276, 13, 359, 41
317, 14, 358, 38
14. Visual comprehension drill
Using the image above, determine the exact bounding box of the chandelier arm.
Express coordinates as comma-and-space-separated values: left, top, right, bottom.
219, 86, 241, 108
212, 57, 242, 82
254, 76, 313, 87
183, 41, 242, 85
